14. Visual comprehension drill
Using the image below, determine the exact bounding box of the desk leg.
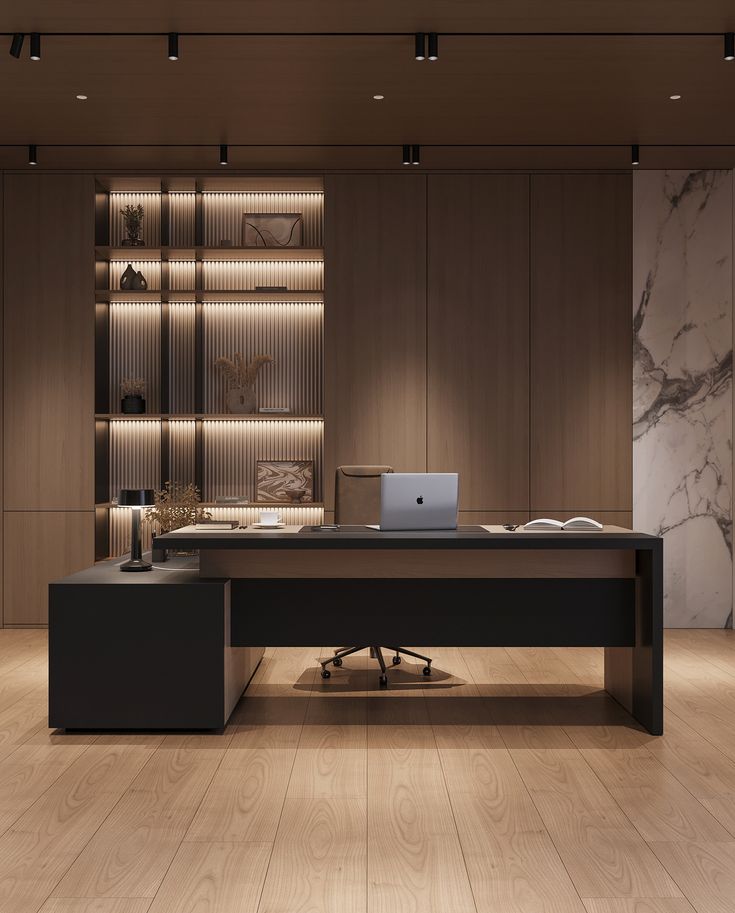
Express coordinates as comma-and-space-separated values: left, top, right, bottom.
604, 544, 663, 735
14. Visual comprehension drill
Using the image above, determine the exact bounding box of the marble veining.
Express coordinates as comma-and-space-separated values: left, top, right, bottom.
633, 170, 733, 628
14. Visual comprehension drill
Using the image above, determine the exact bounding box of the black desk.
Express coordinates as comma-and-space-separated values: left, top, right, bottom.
158, 524, 663, 733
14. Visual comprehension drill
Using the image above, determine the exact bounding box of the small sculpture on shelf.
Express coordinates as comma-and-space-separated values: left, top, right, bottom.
214, 352, 273, 414
145, 481, 211, 560
119, 263, 148, 291
120, 377, 146, 414
120, 203, 145, 246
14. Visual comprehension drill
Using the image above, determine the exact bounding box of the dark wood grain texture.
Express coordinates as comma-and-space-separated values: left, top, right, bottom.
530, 173, 632, 513
427, 174, 530, 511
324, 174, 427, 510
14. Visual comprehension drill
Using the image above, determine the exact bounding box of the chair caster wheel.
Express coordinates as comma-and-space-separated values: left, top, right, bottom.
321, 669, 331, 679
379, 674, 388, 687
422, 666, 432, 676
392, 655, 401, 665
333, 657, 343, 667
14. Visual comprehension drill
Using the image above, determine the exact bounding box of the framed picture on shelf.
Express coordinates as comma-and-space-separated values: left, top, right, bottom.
242, 212, 303, 248
256, 460, 314, 503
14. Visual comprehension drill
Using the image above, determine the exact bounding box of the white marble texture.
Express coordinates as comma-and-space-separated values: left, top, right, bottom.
633, 170, 733, 627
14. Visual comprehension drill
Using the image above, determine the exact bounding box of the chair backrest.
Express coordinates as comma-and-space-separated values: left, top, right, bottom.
335, 465, 393, 525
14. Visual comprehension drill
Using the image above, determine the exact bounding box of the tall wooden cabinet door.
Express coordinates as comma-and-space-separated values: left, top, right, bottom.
427, 174, 530, 512
324, 174, 427, 511
530, 173, 632, 513
3, 174, 95, 510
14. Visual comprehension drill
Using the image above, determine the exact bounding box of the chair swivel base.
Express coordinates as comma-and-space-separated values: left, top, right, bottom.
321, 645, 432, 687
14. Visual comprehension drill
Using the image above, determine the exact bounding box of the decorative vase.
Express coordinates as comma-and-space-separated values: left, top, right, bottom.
120, 263, 137, 290
121, 237, 145, 246
121, 394, 146, 414
226, 386, 257, 414
132, 270, 148, 290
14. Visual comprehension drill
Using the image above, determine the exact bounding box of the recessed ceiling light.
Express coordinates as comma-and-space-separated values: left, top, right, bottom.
76, 94, 88, 100
669, 94, 682, 100
373, 94, 384, 100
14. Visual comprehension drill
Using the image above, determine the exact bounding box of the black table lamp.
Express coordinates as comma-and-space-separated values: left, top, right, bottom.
118, 489, 155, 572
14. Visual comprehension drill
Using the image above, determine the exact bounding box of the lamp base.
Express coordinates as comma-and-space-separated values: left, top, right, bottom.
120, 558, 153, 573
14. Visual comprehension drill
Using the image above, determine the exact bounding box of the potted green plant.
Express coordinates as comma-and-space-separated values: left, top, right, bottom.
146, 481, 211, 561
120, 377, 146, 414
120, 203, 145, 246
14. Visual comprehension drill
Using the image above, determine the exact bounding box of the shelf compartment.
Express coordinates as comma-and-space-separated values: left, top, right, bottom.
98, 291, 324, 302
97, 246, 324, 261
97, 414, 324, 421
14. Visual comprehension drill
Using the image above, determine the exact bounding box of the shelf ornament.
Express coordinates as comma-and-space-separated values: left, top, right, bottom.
214, 352, 273, 414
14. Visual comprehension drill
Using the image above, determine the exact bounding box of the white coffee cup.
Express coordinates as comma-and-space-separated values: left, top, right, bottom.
259, 510, 282, 526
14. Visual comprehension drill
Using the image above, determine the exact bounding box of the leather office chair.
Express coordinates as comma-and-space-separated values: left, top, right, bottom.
320, 465, 433, 687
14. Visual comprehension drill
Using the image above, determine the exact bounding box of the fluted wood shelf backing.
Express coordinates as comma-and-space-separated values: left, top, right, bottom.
98, 291, 324, 302
99, 501, 325, 508
97, 246, 324, 260
97, 414, 324, 421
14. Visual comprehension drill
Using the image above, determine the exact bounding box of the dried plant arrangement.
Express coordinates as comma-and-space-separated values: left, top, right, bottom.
214, 352, 273, 387
145, 481, 211, 534
120, 377, 146, 397
214, 352, 273, 413
120, 203, 145, 245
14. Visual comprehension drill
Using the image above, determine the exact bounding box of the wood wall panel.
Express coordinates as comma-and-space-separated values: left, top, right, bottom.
3, 512, 95, 625
427, 175, 529, 510
324, 174, 427, 510
3, 174, 95, 510
530, 174, 632, 512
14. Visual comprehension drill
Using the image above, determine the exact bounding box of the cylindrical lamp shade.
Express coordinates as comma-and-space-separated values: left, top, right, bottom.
118, 488, 155, 507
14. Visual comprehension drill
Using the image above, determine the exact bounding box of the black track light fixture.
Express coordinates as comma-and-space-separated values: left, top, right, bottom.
29, 32, 40, 60
9, 33, 24, 58
28, 144, 37, 165
401, 145, 420, 165
725, 32, 735, 60
168, 33, 179, 60
414, 33, 425, 60
631, 143, 640, 166
219, 143, 228, 165
427, 32, 438, 60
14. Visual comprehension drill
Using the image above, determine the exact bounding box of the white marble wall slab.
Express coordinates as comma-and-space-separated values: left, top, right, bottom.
633, 170, 733, 627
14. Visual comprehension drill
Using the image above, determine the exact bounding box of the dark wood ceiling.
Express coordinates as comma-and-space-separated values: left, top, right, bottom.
2, 1, 735, 170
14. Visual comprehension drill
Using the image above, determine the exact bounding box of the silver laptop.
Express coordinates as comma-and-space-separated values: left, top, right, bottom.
374, 472, 459, 531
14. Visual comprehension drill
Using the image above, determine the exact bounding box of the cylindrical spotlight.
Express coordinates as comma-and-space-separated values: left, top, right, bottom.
28, 144, 38, 165
631, 144, 640, 166
428, 33, 438, 60
9, 33, 24, 58
29, 33, 40, 60
725, 32, 735, 60
411, 144, 421, 165
402, 144, 411, 165
168, 33, 179, 60
219, 143, 228, 165
414, 33, 425, 60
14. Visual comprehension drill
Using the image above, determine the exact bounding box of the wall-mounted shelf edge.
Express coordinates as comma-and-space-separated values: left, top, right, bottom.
96, 414, 324, 421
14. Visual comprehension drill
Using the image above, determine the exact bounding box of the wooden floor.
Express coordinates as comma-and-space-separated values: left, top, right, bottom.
1, 633, 735, 913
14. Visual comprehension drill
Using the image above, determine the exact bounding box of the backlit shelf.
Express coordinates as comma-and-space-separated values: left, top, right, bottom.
97, 413, 324, 421
97, 246, 324, 261
98, 290, 324, 302
98, 501, 324, 509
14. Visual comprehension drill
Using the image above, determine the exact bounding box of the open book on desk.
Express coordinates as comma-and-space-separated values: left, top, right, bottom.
523, 516, 603, 531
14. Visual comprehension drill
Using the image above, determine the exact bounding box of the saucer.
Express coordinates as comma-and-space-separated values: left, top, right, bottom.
253, 522, 285, 529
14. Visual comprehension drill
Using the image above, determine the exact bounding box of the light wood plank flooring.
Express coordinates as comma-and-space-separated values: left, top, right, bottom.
0, 630, 734, 912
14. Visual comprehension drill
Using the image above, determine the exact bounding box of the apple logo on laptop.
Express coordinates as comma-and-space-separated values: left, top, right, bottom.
416, 496, 424, 504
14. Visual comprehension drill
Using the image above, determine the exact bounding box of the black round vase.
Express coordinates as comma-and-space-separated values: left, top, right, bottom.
121, 395, 145, 414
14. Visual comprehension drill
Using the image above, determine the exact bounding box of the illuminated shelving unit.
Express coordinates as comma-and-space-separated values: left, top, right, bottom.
94, 177, 325, 558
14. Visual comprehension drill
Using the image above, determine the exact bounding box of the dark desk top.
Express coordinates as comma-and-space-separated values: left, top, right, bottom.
157, 524, 660, 552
